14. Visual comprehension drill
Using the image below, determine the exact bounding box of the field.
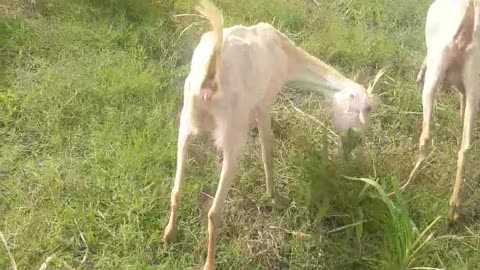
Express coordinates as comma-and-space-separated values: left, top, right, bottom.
2, 0, 480, 269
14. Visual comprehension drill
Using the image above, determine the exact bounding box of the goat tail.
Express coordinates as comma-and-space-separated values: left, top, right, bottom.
474, 0, 480, 39
197, 0, 223, 48
196, 0, 224, 98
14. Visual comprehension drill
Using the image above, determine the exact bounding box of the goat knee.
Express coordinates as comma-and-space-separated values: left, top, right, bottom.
418, 135, 430, 154
416, 63, 426, 85
169, 189, 182, 214
456, 147, 470, 167
207, 207, 222, 228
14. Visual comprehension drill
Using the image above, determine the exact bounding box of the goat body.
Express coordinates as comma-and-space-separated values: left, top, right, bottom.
163, 1, 376, 269
411, 0, 480, 221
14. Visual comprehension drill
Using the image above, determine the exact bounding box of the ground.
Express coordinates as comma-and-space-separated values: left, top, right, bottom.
1, 0, 480, 269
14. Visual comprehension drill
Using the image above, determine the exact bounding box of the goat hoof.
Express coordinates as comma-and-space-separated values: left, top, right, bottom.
163, 226, 177, 244
272, 193, 290, 209
203, 263, 215, 270
448, 207, 460, 224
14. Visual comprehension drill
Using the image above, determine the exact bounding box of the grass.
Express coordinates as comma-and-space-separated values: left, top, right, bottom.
1, 0, 480, 269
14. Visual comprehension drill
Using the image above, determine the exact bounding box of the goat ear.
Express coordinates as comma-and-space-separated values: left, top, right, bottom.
367, 67, 386, 95
359, 110, 367, 124
344, 102, 350, 113
353, 71, 361, 81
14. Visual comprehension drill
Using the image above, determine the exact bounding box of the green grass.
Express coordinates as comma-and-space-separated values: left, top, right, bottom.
1, 0, 480, 269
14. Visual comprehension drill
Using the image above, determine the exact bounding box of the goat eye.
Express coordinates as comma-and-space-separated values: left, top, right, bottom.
365, 106, 372, 113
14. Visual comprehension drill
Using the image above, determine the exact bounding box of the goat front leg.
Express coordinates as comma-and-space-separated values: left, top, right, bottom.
257, 110, 288, 206
164, 116, 192, 243
459, 91, 466, 121
257, 110, 275, 198
204, 127, 247, 270
405, 50, 450, 189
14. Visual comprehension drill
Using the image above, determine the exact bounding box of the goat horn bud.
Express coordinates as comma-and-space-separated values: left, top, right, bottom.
367, 67, 386, 95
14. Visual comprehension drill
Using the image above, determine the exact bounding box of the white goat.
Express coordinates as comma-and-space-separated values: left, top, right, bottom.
409, 0, 480, 222
163, 1, 381, 269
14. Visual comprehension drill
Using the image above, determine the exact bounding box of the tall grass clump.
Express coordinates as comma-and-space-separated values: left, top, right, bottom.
346, 176, 441, 269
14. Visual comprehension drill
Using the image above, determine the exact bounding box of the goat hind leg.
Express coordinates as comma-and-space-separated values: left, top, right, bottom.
204, 127, 248, 270
419, 51, 450, 156
449, 91, 479, 222
449, 45, 480, 222
163, 116, 192, 243
459, 91, 466, 120
416, 57, 427, 86
406, 50, 450, 189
